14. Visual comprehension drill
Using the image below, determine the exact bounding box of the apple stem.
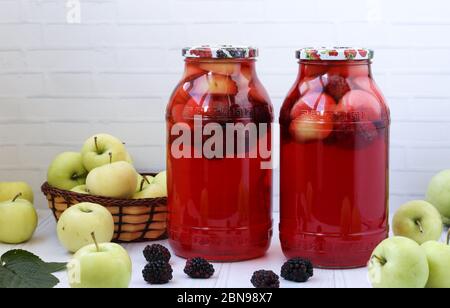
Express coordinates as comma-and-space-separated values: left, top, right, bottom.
415, 220, 424, 234
447, 229, 450, 246
139, 176, 151, 192
91, 232, 100, 252
109, 152, 113, 164
139, 179, 145, 192
94, 136, 99, 153
12, 193, 22, 202
372, 255, 387, 266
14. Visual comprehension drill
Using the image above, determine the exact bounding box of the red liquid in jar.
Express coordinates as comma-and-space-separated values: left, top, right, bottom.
167, 57, 273, 262
280, 59, 390, 268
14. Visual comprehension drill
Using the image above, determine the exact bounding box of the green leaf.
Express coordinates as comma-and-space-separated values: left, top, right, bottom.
0, 261, 59, 289
1, 250, 66, 273
0, 250, 66, 289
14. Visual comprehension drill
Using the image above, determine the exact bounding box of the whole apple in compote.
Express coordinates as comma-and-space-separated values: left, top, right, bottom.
298, 77, 325, 96
336, 90, 382, 122
191, 74, 238, 96
289, 92, 335, 142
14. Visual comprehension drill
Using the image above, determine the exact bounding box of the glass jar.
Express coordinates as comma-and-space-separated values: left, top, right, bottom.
166, 45, 273, 262
279, 48, 390, 269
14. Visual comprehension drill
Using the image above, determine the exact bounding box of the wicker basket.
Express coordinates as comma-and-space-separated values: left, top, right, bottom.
41, 174, 168, 243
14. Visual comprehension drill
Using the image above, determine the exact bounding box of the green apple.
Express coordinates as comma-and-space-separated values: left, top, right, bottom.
0, 182, 34, 203
368, 237, 429, 288
154, 171, 167, 197
135, 174, 154, 193
67, 233, 131, 288
81, 134, 128, 172
133, 183, 166, 199
86, 161, 137, 199
0, 194, 38, 244
57, 202, 114, 253
125, 152, 133, 164
427, 170, 450, 226
393, 200, 443, 244
422, 234, 450, 288
443, 217, 450, 226
47, 152, 88, 190
71, 185, 88, 195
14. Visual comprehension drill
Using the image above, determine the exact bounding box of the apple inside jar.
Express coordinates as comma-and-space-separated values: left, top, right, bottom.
190, 73, 238, 97
289, 92, 336, 143
299, 77, 326, 96
326, 90, 384, 148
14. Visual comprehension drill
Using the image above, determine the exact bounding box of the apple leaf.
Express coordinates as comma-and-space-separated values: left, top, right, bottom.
1, 250, 66, 273
0, 250, 66, 289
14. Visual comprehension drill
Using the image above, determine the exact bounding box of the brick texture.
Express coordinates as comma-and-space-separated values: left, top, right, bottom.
0, 0, 449, 210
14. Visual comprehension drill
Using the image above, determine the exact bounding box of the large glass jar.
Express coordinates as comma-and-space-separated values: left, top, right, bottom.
279, 48, 390, 269
166, 45, 274, 262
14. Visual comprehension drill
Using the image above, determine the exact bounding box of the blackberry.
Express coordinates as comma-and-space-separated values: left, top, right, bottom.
251, 270, 280, 289
184, 258, 215, 279
325, 75, 350, 102
281, 258, 314, 283
143, 244, 171, 263
142, 261, 173, 285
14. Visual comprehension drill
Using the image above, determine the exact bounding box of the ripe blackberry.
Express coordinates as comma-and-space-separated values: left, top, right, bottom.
184, 258, 215, 279
142, 261, 173, 285
325, 75, 350, 102
251, 270, 280, 289
143, 244, 171, 263
281, 258, 314, 283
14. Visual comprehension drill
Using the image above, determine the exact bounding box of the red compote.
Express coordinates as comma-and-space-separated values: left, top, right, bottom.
280, 48, 390, 268
166, 46, 273, 262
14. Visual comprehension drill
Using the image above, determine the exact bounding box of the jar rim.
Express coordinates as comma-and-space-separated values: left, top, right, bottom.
183, 45, 259, 59
296, 47, 374, 61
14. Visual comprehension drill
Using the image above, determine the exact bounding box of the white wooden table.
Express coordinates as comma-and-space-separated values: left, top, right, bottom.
0, 210, 380, 288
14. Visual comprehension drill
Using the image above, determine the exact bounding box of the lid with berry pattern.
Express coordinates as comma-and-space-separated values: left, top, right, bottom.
182, 45, 259, 59
296, 47, 374, 61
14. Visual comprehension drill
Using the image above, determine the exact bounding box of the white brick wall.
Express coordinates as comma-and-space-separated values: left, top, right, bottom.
1, 0, 449, 210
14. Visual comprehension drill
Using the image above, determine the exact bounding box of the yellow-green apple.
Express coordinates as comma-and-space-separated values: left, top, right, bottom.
133, 183, 166, 199
67, 233, 131, 288
427, 170, 450, 225
47, 152, 88, 190
0, 182, 34, 203
57, 202, 114, 253
422, 235, 450, 288
86, 161, 137, 199
71, 185, 88, 195
125, 152, 133, 164
368, 237, 429, 288
153, 171, 167, 197
393, 201, 443, 244
81, 134, 128, 172
136, 174, 154, 193
0, 194, 38, 244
